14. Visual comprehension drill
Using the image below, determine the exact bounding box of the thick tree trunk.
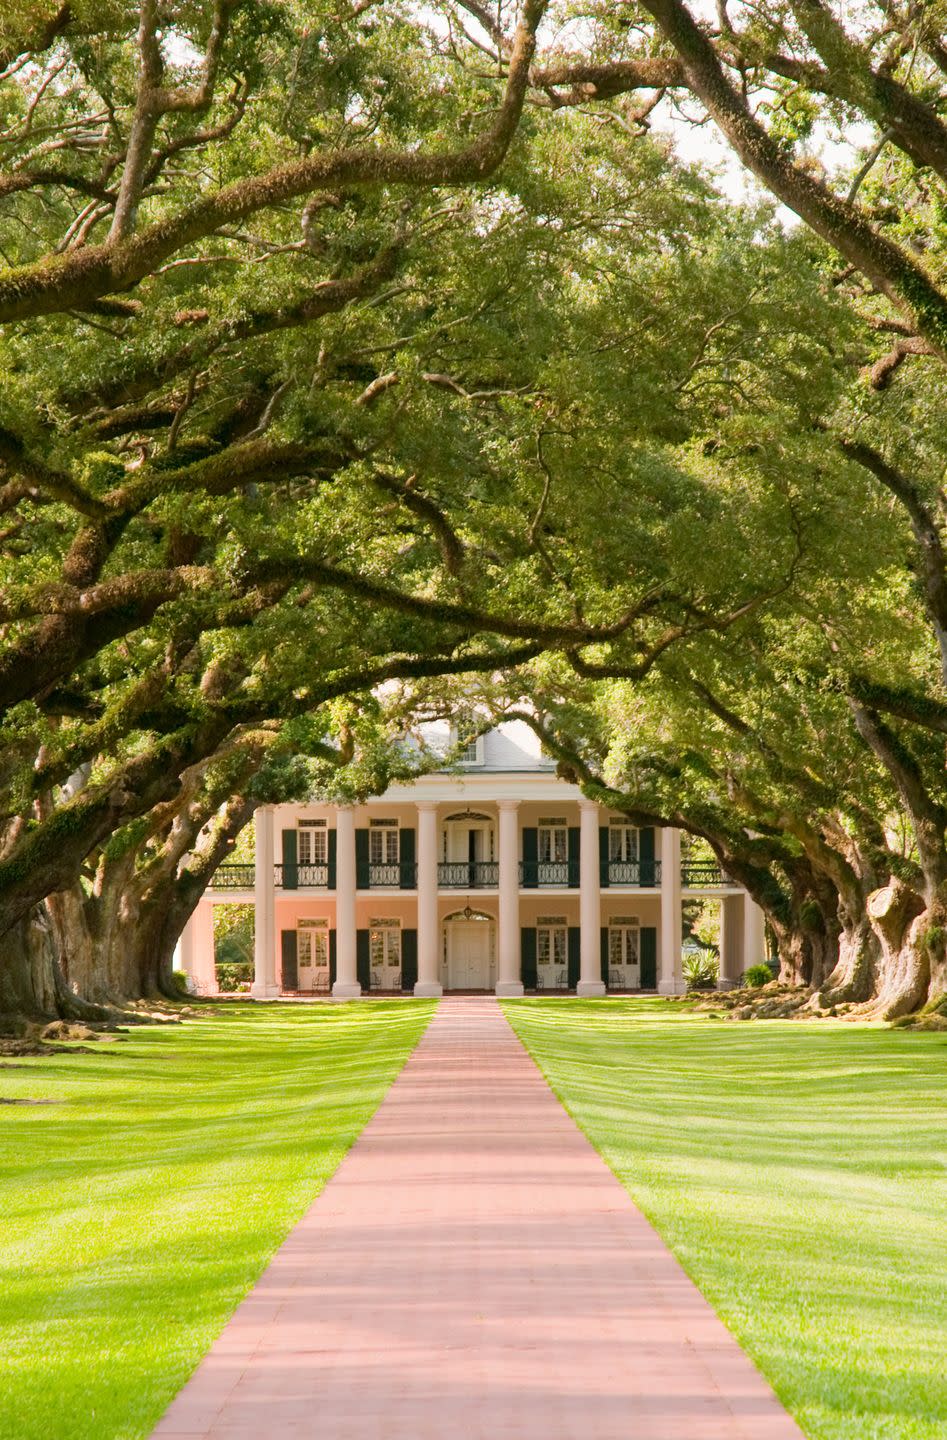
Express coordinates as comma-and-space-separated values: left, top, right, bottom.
770, 913, 837, 988
0, 905, 114, 1026
819, 914, 878, 1004
866, 881, 934, 1018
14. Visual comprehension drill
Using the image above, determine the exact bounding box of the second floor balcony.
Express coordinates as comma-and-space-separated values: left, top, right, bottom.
208, 856, 667, 891
437, 860, 499, 888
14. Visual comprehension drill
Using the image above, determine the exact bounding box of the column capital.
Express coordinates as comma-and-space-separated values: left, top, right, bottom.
415, 800, 439, 812
578, 798, 600, 813
496, 798, 521, 812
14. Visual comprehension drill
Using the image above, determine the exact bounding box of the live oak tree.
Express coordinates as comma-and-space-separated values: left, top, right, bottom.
0, 3, 776, 1018
5, 0, 947, 1022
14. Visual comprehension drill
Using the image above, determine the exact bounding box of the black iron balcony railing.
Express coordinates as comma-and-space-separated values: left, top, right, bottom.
519, 861, 579, 888
365, 862, 418, 888
681, 861, 726, 886
209, 863, 256, 889
437, 861, 499, 888
275, 863, 330, 888
603, 860, 661, 887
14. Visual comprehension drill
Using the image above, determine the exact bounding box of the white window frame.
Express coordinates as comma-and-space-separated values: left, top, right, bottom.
608, 819, 639, 864
537, 818, 568, 865
536, 915, 568, 990
369, 818, 400, 866
297, 917, 329, 971
368, 917, 402, 989
297, 818, 327, 866
608, 916, 640, 973
453, 714, 485, 766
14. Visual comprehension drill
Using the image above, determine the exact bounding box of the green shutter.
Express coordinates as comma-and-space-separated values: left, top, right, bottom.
601, 927, 609, 987
521, 927, 537, 989
400, 827, 416, 889
355, 829, 370, 888
281, 829, 298, 890
522, 827, 538, 888
401, 928, 418, 991
599, 827, 610, 888
327, 828, 337, 889
639, 827, 656, 886
280, 929, 298, 990
567, 827, 580, 888
567, 927, 580, 990
641, 926, 657, 988
329, 928, 337, 986
356, 928, 370, 991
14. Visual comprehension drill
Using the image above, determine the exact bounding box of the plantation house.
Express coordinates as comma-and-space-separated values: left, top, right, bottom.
179, 720, 766, 998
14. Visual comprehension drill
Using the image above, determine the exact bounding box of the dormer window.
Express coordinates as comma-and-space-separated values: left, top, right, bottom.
454, 714, 484, 766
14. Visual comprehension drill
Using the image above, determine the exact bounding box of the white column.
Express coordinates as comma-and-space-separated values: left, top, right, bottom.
191, 903, 218, 995
251, 807, 279, 998
415, 802, 442, 997
177, 913, 196, 983
333, 805, 361, 998
659, 827, 685, 994
717, 894, 743, 990
577, 800, 605, 996
743, 894, 767, 973
496, 799, 524, 997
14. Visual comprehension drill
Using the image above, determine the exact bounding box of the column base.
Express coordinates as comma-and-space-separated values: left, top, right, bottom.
331, 981, 362, 1000
249, 982, 280, 999
658, 979, 687, 995
576, 980, 607, 997
495, 981, 524, 998
715, 978, 739, 991
414, 981, 443, 998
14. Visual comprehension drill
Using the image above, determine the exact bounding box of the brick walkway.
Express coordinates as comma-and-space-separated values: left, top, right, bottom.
152, 997, 803, 1439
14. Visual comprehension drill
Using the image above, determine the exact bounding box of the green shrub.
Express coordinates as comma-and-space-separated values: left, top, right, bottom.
683, 949, 718, 990
168, 970, 191, 998
742, 963, 774, 988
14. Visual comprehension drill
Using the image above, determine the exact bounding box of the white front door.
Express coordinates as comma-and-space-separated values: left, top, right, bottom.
447, 920, 494, 990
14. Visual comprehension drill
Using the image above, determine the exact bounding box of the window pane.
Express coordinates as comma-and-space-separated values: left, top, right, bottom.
298, 827, 327, 864
609, 929, 623, 967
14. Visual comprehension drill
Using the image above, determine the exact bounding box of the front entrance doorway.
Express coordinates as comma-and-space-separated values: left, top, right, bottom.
444, 912, 496, 991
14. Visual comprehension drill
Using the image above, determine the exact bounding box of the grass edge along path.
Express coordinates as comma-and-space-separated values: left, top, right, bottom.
502, 997, 947, 1440
0, 999, 436, 1440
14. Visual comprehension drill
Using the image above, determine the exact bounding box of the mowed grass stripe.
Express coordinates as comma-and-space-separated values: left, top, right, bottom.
502, 997, 947, 1440
0, 1000, 435, 1440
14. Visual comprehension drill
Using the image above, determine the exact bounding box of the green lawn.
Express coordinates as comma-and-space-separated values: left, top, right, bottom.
502, 997, 947, 1440
0, 1000, 433, 1440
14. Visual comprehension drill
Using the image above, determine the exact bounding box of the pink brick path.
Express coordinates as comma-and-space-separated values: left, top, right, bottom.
152, 997, 804, 1439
